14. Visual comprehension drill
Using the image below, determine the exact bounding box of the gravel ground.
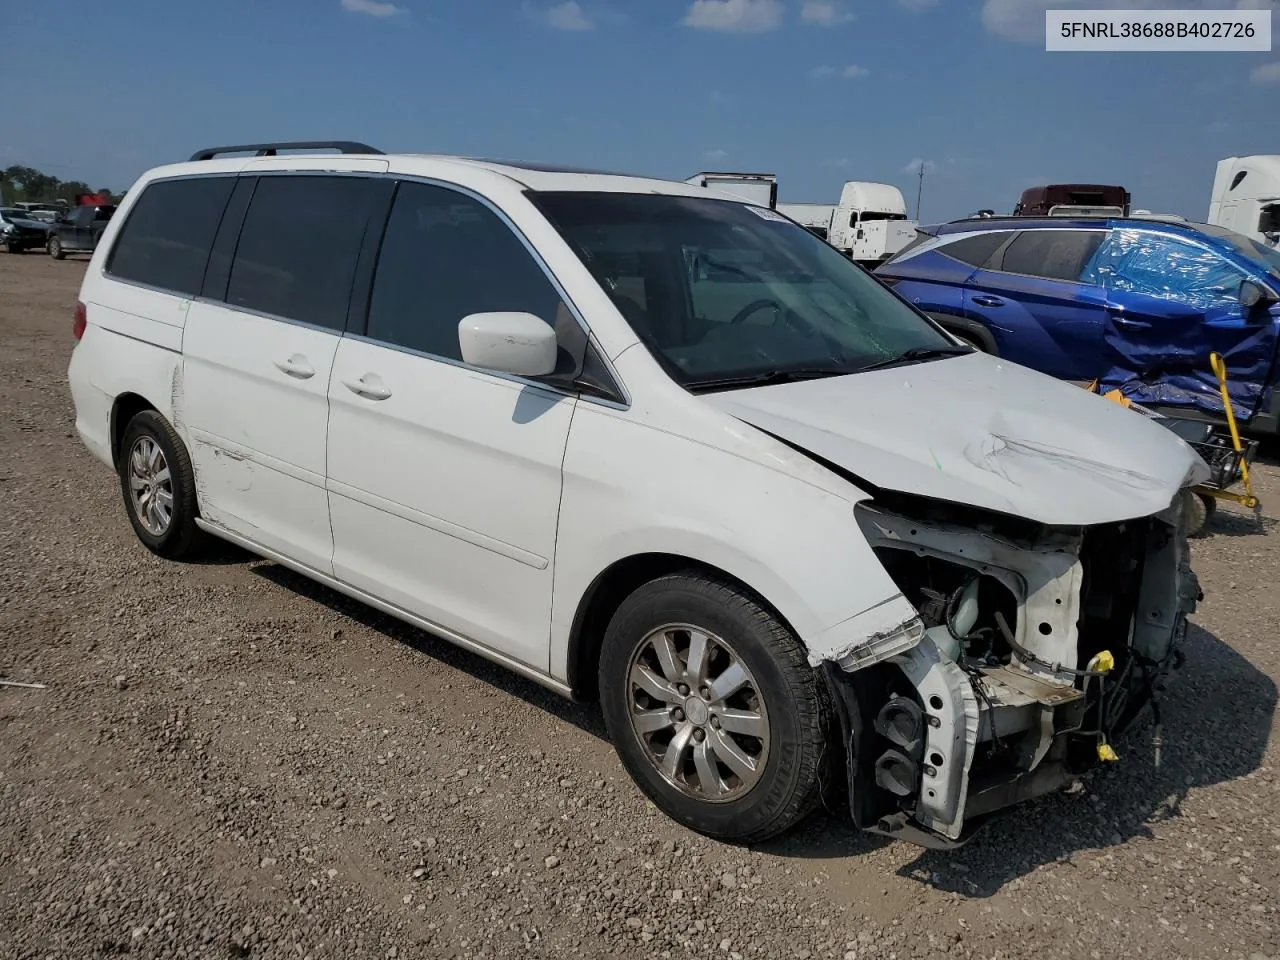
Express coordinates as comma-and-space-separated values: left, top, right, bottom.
1, 252, 1278, 960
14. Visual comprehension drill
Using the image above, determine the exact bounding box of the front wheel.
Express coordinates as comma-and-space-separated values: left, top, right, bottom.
599, 573, 830, 844
47, 236, 65, 260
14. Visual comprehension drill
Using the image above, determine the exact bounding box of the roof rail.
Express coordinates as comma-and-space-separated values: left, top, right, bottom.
188, 141, 384, 161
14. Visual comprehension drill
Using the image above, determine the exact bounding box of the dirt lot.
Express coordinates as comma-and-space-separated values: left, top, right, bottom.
1, 253, 1277, 960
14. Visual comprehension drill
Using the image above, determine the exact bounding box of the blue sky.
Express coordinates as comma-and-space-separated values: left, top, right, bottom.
2, 0, 1276, 221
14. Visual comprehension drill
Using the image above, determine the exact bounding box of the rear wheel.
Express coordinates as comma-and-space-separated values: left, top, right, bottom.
116, 410, 207, 560
598, 572, 830, 844
47, 236, 65, 260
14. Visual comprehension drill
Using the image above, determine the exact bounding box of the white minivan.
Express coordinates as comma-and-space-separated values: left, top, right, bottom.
68, 142, 1207, 849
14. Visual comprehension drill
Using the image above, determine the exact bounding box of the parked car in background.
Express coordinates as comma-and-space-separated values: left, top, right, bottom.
877, 215, 1280, 434
0, 206, 52, 253
46, 204, 116, 259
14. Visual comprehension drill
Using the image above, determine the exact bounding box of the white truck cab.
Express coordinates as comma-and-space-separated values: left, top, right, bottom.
1208, 155, 1280, 249
781, 181, 916, 268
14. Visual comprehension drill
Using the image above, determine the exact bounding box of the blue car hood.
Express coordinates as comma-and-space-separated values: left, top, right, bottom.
701, 353, 1209, 526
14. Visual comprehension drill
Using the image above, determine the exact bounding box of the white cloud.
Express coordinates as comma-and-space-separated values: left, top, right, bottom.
903, 158, 937, 175
538, 1, 594, 29
341, 0, 404, 17
982, 0, 1275, 44
810, 63, 870, 79
703, 148, 730, 162
683, 0, 784, 33
1251, 60, 1280, 84
801, 1, 855, 25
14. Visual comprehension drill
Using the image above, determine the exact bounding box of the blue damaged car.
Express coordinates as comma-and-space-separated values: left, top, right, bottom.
876, 215, 1280, 434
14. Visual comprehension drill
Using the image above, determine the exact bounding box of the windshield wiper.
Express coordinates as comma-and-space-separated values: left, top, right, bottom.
856, 345, 971, 373
686, 365, 856, 393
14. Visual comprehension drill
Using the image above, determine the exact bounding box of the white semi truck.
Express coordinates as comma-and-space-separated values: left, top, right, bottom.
779, 181, 917, 268
1207, 155, 1280, 249
682, 171, 778, 208
685, 171, 917, 268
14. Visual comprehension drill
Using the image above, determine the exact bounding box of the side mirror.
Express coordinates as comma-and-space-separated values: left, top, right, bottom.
458, 312, 558, 378
1239, 279, 1272, 310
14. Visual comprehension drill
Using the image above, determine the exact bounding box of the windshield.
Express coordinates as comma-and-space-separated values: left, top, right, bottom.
530, 192, 956, 389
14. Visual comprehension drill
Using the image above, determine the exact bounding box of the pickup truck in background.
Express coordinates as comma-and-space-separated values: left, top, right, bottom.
46, 204, 116, 259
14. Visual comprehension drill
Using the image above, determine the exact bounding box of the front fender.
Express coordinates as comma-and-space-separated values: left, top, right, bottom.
548, 402, 911, 681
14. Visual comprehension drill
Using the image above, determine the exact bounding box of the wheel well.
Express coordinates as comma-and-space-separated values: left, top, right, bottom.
110, 393, 156, 466
926, 313, 999, 355
565, 553, 796, 702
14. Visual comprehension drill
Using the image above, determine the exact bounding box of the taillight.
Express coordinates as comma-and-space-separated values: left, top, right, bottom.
73, 301, 87, 341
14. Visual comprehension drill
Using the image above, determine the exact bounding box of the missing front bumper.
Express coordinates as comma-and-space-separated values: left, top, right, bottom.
821, 495, 1199, 848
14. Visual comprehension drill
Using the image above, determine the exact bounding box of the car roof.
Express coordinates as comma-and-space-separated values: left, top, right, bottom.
134, 152, 725, 201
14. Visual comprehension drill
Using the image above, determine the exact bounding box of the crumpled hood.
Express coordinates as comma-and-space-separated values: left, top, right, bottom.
701, 353, 1209, 526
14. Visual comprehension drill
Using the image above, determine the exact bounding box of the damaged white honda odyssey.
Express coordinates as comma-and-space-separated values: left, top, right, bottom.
68, 143, 1208, 849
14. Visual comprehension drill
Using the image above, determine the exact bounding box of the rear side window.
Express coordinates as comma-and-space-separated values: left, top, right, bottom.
940, 232, 1009, 268
999, 230, 1104, 282
226, 175, 379, 331
365, 181, 565, 362
108, 179, 234, 296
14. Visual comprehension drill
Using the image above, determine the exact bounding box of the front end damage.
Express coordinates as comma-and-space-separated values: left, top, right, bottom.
822, 493, 1202, 849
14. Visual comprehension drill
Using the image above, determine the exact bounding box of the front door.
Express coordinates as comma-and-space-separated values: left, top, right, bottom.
1091, 227, 1279, 421
327, 180, 578, 669
182, 173, 389, 573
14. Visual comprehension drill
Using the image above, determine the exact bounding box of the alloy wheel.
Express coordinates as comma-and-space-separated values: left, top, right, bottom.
626, 624, 770, 803
127, 436, 174, 536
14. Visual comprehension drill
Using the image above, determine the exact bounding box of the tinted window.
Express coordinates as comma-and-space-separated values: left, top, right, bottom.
108, 179, 234, 295
227, 175, 378, 331
366, 181, 566, 362
94, 206, 115, 222
999, 230, 1104, 281
940, 232, 1009, 268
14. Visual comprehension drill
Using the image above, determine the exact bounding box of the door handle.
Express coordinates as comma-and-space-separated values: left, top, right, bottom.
971, 296, 1004, 308
273, 355, 315, 379
342, 374, 392, 400
1111, 316, 1151, 330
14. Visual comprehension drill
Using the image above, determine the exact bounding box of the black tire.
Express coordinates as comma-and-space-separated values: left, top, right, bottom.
116, 410, 207, 560
599, 572, 830, 844
48, 236, 65, 260
1183, 490, 1213, 538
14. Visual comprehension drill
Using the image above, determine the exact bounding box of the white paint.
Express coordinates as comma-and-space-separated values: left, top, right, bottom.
1208, 155, 1280, 249
702, 351, 1207, 526
66, 149, 1210, 845
458, 312, 558, 377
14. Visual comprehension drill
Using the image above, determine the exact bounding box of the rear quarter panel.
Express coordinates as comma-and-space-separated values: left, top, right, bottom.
876, 248, 974, 316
